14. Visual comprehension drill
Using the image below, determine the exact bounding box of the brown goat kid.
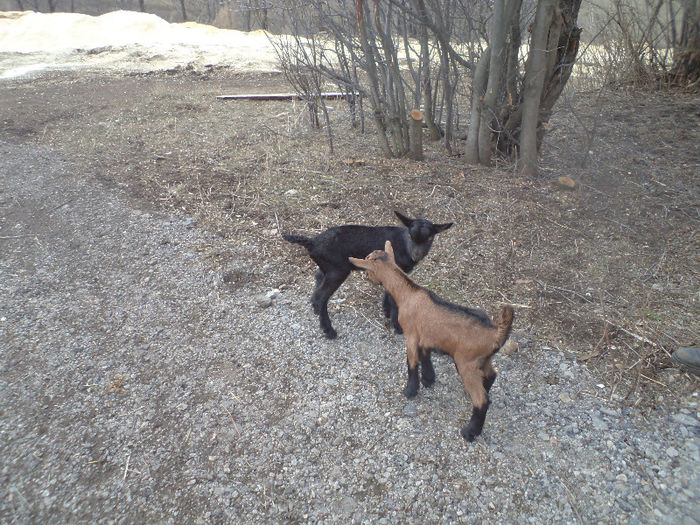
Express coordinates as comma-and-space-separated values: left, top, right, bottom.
350, 241, 514, 442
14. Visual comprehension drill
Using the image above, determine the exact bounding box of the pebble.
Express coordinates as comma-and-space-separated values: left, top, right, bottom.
559, 392, 572, 403
402, 403, 418, 418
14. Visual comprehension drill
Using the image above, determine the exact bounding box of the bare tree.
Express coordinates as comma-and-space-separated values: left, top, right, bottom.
671, 0, 700, 85
177, 0, 187, 21
520, 0, 558, 175
270, 32, 336, 153
465, 0, 582, 173
276, 0, 582, 170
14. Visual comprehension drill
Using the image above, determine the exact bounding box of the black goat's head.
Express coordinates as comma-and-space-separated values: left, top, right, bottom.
395, 211, 453, 244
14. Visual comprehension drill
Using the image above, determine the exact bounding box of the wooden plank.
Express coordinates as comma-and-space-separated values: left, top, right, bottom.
216, 92, 354, 101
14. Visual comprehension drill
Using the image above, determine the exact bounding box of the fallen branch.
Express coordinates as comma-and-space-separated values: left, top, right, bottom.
216, 92, 354, 101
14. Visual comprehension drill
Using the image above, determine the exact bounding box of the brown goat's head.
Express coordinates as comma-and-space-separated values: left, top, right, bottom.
349, 241, 396, 284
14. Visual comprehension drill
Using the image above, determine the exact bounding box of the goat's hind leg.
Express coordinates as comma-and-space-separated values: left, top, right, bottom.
311, 270, 325, 314
456, 358, 490, 442
482, 359, 497, 393
313, 269, 349, 339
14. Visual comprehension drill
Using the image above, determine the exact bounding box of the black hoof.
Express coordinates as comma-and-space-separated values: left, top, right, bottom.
461, 424, 480, 442
403, 385, 418, 398
393, 325, 404, 335
324, 328, 338, 340
421, 375, 435, 388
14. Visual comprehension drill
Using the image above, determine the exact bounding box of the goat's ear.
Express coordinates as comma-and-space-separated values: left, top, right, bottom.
384, 241, 396, 263
433, 222, 453, 233
349, 257, 369, 269
394, 211, 414, 227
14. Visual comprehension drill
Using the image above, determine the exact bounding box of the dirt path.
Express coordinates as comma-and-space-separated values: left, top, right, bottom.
1, 137, 699, 523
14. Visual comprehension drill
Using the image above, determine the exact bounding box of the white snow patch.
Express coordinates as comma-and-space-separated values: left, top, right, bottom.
0, 10, 280, 79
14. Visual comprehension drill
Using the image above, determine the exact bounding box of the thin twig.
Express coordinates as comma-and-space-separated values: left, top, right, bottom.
599, 288, 611, 349
446, 233, 480, 261
560, 479, 584, 524
639, 374, 667, 387
48, 199, 75, 213
223, 404, 242, 437
123, 453, 131, 481
348, 304, 385, 332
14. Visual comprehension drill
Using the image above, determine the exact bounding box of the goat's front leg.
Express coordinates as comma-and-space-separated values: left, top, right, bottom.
420, 348, 435, 387
456, 358, 490, 442
403, 337, 420, 398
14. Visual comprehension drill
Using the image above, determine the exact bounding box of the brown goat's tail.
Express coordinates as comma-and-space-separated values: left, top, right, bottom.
495, 305, 515, 349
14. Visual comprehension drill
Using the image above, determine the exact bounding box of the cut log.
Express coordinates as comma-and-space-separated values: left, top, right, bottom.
409, 109, 424, 161
216, 92, 353, 101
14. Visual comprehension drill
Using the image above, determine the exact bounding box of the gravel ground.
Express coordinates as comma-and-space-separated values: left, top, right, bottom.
1, 140, 699, 524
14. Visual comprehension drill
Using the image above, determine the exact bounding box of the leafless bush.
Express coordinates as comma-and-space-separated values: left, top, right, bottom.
577, 0, 686, 89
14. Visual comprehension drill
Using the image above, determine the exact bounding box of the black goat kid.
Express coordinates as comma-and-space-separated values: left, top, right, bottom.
282, 211, 453, 339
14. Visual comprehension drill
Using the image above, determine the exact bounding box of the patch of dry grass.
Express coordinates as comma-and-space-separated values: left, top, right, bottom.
3, 69, 697, 405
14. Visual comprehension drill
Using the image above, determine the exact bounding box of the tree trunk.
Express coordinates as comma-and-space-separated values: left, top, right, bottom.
409, 109, 424, 160
414, 0, 442, 141
503, 0, 581, 157
178, 0, 187, 21
423, 78, 443, 141
373, 0, 409, 155
477, 0, 507, 166
464, 48, 490, 164
262, 7, 269, 31
671, 0, 700, 85
356, 0, 394, 157
138, 0, 145, 12
520, 0, 557, 175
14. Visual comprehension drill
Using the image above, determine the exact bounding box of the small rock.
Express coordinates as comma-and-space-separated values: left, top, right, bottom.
666, 446, 679, 458
402, 403, 418, 418
559, 392, 573, 404
554, 176, 578, 190
591, 415, 608, 431
285, 189, 298, 196
253, 294, 274, 308
501, 340, 518, 356
183, 217, 196, 228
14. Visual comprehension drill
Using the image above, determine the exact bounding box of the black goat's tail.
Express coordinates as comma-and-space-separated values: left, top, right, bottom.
495, 305, 515, 349
282, 233, 314, 251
